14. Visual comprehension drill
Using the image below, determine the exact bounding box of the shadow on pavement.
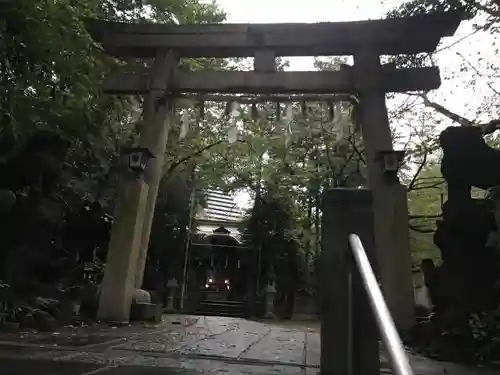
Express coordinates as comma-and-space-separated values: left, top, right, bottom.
0, 358, 197, 375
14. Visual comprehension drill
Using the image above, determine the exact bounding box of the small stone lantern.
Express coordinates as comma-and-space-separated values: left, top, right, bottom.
165, 278, 179, 313
375, 150, 405, 184
123, 147, 155, 175
263, 281, 277, 319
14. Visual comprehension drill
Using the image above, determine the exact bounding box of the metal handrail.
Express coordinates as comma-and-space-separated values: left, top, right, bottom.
348, 234, 414, 375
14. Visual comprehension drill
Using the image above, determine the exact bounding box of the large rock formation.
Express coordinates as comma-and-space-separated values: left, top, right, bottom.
427, 126, 500, 328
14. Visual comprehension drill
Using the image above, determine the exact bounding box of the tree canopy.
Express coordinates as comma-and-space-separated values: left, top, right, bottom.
3, 0, 500, 340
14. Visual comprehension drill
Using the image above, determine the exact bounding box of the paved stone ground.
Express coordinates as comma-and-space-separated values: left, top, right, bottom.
0, 315, 497, 375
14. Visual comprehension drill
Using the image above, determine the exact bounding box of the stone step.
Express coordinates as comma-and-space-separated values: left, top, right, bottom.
194, 311, 245, 318
196, 308, 244, 316
201, 300, 244, 307
196, 305, 244, 313
199, 301, 244, 308
195, 300, 248, 318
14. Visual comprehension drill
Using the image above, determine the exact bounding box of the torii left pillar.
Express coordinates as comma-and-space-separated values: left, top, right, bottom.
98, 50, 179, 322
134, 50, 180, 289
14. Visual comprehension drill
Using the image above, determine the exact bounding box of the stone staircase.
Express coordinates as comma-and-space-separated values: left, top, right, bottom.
194, 300, 248, 318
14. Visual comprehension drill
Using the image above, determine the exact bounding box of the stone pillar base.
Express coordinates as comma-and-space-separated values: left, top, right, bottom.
130, 302, 163, 323
262, 312, 278, 320
291, 313, 319, 321
262, 282, 277, 319
97, 178, 149, 323
379, 184, 415, 331
164, 278, 179, 313
165, 296, 177, 313
133, 289, 151, 304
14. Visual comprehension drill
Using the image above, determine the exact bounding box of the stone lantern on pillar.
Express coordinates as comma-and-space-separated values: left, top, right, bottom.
165, 278, 179, 312
123, 147, 155, 175
263, 281, 277, 319
375, 150, 405, 184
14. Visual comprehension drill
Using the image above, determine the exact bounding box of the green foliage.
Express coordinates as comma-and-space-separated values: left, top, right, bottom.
0, 0, 226, 319
189, 58, 363, 296
145, 166, 199, 287
241, 190, 301, 296
391, 0, 500, 364
384, 0, 500, 266
406, 163, 445, 263
152, 57, 365, 297
386, 0, 472, 18
199, 103, 363, 288
468, 308, 500, 362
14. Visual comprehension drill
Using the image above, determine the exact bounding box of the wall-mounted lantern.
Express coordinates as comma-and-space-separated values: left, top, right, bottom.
375, 150, 405, 183
123, 147, 155, 174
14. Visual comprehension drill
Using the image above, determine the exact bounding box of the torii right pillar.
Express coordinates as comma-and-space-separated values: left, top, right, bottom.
354, 51, 415, 331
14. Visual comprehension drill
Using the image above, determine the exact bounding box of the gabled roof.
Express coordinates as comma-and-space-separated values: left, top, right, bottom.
197, 189, 245, 223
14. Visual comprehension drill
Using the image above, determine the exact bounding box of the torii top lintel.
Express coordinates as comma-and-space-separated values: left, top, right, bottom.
86, 11, 463, 58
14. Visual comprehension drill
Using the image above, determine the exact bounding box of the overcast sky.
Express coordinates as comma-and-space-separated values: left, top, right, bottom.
205, 0, 498, 207
210, 0, 494, 118
214, 0, 399, 22
213, 0, 402, 70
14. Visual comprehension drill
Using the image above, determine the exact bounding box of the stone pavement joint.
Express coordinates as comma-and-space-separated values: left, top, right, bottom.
0, 316, 498, 375
237, 327, 272, 359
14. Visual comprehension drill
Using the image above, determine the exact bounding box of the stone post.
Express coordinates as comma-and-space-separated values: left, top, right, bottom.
97, 176, 149, 322
389, 184, 415, 327
263, 281, 277, 319
493, 196, 500, 233
353, 51, 415, 331
165, 278, 179, 313
321, 188, 379, 375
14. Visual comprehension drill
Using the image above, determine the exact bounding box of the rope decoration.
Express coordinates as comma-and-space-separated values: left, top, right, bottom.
175, 95, 360, 145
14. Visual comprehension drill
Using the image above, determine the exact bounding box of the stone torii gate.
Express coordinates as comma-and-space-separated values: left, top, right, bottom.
86, 11, 462, 325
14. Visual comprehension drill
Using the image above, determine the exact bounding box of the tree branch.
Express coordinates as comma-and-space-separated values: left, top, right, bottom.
165, 140, 224, 176
481, 118, 500, 135
456, 51, 500, 96
216, 152, 258, 193
420, 94, 473, 127
409, 181, 446, 191
333, 151, 356, 185
419, 94, 500, 135
319, 121, 336, 174
466, 0, 500, 18
347, 136, 366, 165
408, 151, 428, 191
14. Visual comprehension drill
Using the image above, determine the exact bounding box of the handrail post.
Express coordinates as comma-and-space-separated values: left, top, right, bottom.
321, 188, 379, 375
